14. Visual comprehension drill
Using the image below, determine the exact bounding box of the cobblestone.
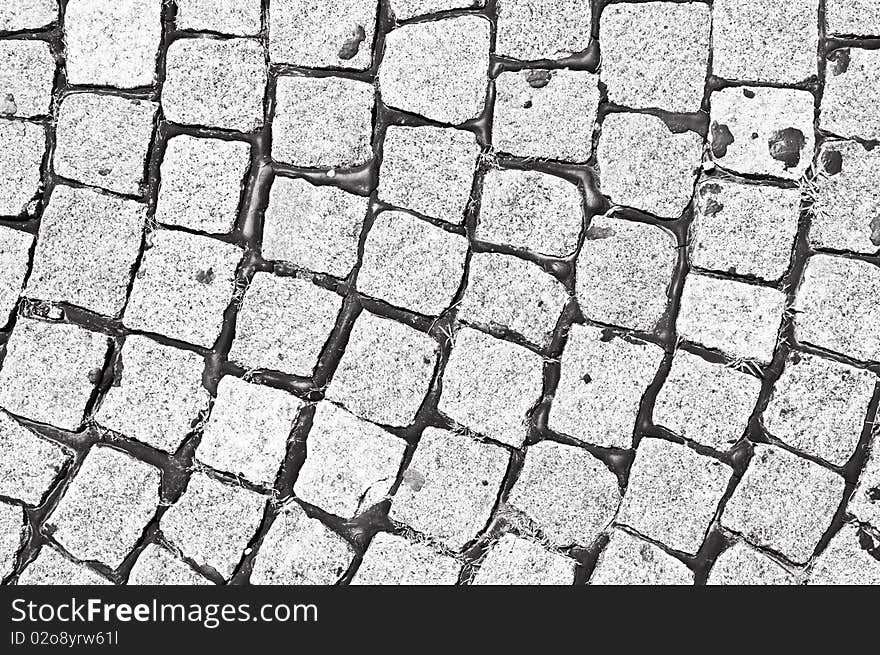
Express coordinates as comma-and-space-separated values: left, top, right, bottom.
821, 48, 880, 141
0, 0, 57, 32
273, 75, 373, 168
45, 446, 159, 568
196, 376, 303, 487
508, 440, 620, 547
357, 210, 468, 316
0, 412, 69, 506
0, 501, 25, 580
576, 215, 676, 332
163, 38, 266, 133
17, 545, 112, 585
64, 0, 162, 89
352, 532, 461, 585
326, 311, 437, 427
598, 112, 703, 218
0, 319, 108, 431
617, 438, 732, 555
124, 229, 242, 349
294, 401, 406, 517
492, 69, 599, 163
810, 141, 880, 255
438, 327, 544, 448
269, 0, 376, 71
160, 472, 266, 580
377, 126, 480, 224
95, 335, 209, 453
676, 274, 786, 364
691, 179, 800, 282
262, 177, 367, 278
793, 254, 880, 363
0, 120, 45, 216
494, 0, 591, 62
653, 350, 761, 451
706, 541, 796, 585
550, 324, 663, 449
54, 93, 157, 196
154, 135, 250, 234
250, 501, 354, 585
709, 86, 815, 180
127, 543, 210, 585
712, 0, 819, 84
389, 427, 508, 550
228, 274, 342, 377
763, 352, 875, 466
378, 16, 490, 125
0, 226, 33, 323
473, 534, 576, 585
175, 0, 261, 36
390, 0, 481, 21
849, 433, 880, 532
721, 444, 845, 564
807, 522, 880, 585
600, 2, 710, 113
826, 0, 880, 36
589, 529, 693, 585
476, 169, 582, 257
26, 185, 145, 317
457, 252, 569, 348
0, 40, 55, 118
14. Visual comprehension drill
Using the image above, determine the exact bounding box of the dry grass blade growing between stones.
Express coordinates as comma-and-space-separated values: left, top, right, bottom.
0, 0, 878, 587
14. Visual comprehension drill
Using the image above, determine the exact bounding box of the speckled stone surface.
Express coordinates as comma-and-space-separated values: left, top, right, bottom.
2, 0, 878, 588
793, 254, 880, 363
598, 112, 703, 218
721, 445, 845, 564
379, 16, 490, 125
492, 69, 600, 163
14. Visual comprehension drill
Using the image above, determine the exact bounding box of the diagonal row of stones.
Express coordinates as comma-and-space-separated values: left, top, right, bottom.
0, 0, 879, 585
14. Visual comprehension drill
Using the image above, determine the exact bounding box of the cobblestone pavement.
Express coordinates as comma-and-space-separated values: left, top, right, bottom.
0, 0, 879, 586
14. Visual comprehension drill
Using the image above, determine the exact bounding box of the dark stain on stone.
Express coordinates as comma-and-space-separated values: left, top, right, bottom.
710, 122, 735, 158
726, 266, 737, 274
858, 527, 880, 557
751, 132, 759, 140
869, 215, 880, 246
524, 69, 552, 89
866, 486, 880, 502
522, 99, 532, 109
338, 24, 366, 60
585, 225, 615, 240
97, 167, 112, 176
822, 149, 843, 175
195, 267, 215, 284
768, 127, 806, 170
703, 198, 724, 217
599, 328, 615, 342
87, 367, 103, 384
701, 182, 722, 195
581, 373, 592, 384
743, 88, 755, 99
790, 351, 802, 364
1, 93, 17, 115
656, 112, 708, 136
402, 469, 425, 492
828, 48, 851, 76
